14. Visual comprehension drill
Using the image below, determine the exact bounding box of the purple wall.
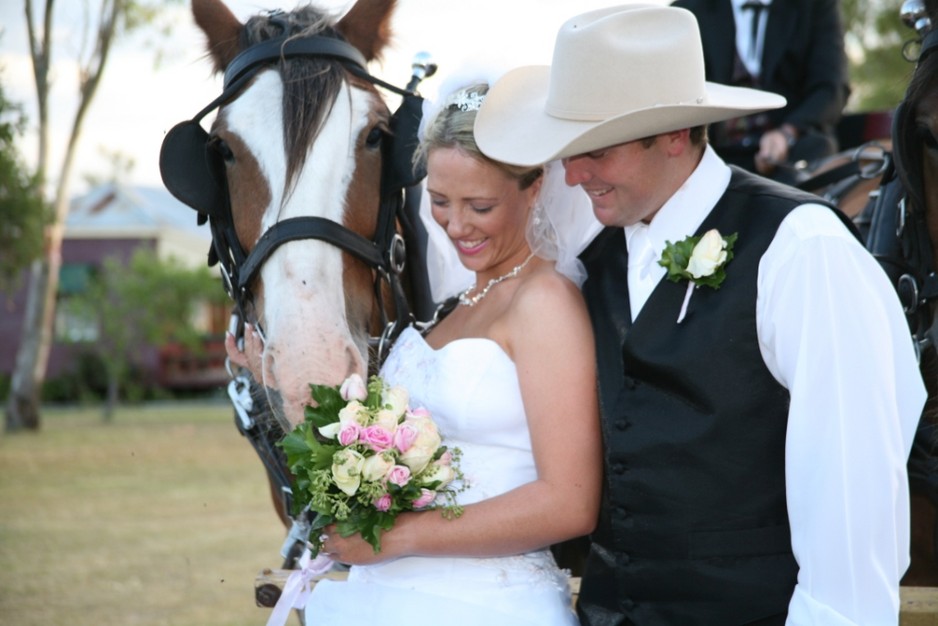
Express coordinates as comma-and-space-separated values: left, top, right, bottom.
0, 237, 156, 380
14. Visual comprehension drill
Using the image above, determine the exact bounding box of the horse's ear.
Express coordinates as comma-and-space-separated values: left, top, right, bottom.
192, 0, 243, 74
336, 0, 397, 62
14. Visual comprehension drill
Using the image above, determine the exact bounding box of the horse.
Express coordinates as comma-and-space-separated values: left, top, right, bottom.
864, 0, 938, 586
159, 0, 437, 558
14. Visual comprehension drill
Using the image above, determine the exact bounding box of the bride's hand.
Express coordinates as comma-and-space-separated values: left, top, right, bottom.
320, 525, 391, 565
224, 323, 264, 380
319, 516, 413, 565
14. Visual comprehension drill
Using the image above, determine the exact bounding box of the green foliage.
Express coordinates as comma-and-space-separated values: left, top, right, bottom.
70, 247, 223, 404
842, 0, 918, 111
303, 384, 348, 428
0, 71, 49, 294
41, 352, 108, 404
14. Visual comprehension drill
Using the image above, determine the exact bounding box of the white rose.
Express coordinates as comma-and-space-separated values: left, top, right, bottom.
374, 408, 400, 432
686, 229, 728, 279
331, 448, 366, 496
420, 460, 455, 488
361, 451, 395, 482
382, 386, 409, 417
338, 400, 369, 426
339, 373, 368, 402
398, 416, 442, 474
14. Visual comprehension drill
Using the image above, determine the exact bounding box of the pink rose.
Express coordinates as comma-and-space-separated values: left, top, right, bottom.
438, 450, 453, 466
393, 422, 419, 453
398, 416, 442, 473
412, 488, 436, 509
360, 425, 393, 452
338, 421, 361, 446
374, 493, 392, 512
340, 373, 368, 402
408, 407, 431, 419
386, 464, 412, 487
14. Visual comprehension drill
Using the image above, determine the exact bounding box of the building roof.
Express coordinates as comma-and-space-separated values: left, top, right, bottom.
66, 183, 213, 269
67, 183, 210, 239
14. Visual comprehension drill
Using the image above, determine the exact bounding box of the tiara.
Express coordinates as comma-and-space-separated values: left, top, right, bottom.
445, 90, 486, 112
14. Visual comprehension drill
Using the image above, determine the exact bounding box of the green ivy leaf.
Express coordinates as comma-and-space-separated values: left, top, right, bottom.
659, 235, 698, 283
305, 384, 345, 428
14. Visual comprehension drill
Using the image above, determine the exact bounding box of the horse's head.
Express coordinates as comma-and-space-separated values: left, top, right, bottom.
161, 0, 424, 429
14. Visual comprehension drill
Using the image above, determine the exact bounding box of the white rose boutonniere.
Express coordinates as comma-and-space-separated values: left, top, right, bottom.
658, 229, 738, 323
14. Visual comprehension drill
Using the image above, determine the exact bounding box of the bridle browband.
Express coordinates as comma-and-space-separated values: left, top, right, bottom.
160, 27, 426, 360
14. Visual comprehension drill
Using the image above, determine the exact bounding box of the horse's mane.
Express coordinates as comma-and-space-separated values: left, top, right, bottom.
239, 8, 349, 190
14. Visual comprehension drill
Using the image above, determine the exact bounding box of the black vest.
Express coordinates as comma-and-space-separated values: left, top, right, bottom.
576, 169, 847, 625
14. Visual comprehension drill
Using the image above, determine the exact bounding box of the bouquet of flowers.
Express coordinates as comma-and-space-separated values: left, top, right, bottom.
279, 373, 464, 556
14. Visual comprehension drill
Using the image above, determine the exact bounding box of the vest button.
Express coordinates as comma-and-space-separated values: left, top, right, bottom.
623, 376, 639, 390
611, 462, 628, 474
615, 419, 630, 431
619, 597, 635, 610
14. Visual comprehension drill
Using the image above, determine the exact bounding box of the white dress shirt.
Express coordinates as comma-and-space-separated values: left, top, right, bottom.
732, 0, 773, 77
625, 146, 926, 625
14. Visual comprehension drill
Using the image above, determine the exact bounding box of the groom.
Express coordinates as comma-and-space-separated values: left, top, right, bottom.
475, 5, 925, 625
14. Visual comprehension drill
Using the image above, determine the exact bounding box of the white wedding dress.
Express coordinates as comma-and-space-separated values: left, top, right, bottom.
304, 326, 578, 625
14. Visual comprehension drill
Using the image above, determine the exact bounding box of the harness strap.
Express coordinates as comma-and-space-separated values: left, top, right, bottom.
795, 160, 861, 193
237, 216, 384, 291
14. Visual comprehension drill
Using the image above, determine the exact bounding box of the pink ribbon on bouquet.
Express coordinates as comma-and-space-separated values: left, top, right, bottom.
265, 549, 334, 626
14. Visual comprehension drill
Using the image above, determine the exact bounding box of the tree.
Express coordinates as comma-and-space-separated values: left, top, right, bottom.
6, 0, 179, 432
843, 0, 918, 111
0, 70, 49, 296
68, 247, 227, 421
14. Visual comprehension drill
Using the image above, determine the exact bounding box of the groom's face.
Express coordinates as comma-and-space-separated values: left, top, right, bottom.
562, 136, 672, 228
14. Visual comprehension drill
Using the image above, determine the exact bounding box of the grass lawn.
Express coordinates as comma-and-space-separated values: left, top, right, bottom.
0, 401, 297, 626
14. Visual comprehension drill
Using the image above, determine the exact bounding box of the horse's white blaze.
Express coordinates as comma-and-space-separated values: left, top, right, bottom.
226, 71, 372, 426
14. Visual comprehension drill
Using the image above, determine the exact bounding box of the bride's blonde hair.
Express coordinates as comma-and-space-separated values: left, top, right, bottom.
414, 83, 543, 190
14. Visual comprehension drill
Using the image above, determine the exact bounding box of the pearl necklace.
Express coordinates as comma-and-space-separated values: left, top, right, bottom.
458, 253, 535, 307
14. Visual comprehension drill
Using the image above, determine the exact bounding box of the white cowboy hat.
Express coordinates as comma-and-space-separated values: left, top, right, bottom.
474, 4, 787, 166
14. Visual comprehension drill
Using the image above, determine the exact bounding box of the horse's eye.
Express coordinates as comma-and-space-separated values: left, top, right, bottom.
365, 126, 384, 149
209, 136, 235, 162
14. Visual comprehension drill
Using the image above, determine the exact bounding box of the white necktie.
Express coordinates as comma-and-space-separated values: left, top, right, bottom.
627, 225, 659, 321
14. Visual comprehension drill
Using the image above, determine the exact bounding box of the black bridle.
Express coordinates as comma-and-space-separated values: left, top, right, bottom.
159, 28, 428, 356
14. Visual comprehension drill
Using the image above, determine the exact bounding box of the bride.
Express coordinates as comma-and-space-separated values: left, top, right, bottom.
307, 79, 602, 625
232, 77, 603, 625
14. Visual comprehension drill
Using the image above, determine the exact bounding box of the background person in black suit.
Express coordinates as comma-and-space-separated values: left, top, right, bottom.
671, 0, 850, 184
